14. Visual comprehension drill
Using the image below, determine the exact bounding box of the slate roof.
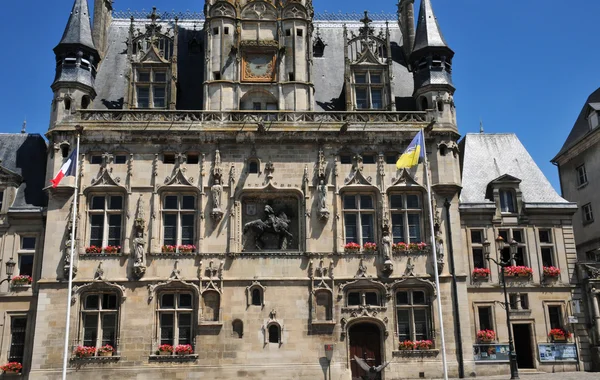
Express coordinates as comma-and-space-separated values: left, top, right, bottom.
92, 18, 415, 111
0, 134, 48, 210
56, 0, 97, 52
460, 133, 569, 205
553, 87, 600, 160
412, 0, 450, 54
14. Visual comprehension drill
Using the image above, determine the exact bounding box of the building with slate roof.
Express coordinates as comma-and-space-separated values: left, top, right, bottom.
553, 88, 600, 371
0, 133, 47, 375
2, 0, 589, 378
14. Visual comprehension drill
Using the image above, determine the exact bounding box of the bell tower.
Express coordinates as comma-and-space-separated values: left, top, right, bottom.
203, 0, 314, 111
50, 0, 100, 128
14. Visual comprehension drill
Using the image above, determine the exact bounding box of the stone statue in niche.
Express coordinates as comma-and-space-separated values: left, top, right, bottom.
381, 223, 393, 275
435, 229, 445, 273
63, 220, 78, 280
133, 195, 147, 279
317, 179, 330, 220
211, 150, 224, 221
243, 205, 293, 250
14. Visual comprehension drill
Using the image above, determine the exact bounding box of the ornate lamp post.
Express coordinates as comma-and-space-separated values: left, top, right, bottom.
0, 257, 16, 286
483, 236, 520, 379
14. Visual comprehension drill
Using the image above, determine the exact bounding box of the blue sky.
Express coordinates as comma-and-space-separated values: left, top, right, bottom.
2, 0, 599, 193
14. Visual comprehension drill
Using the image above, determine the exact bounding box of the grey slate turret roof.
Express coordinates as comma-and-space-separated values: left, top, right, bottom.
553, 87, 600, 160
0, 134, 48, 210
55, 0, 97, 52
412, 0, 450, 54
460, 133, 569, 206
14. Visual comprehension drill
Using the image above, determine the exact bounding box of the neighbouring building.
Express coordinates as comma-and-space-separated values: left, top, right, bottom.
0, 0, 589, 379
553, 87, 600, 371
0, 133, 47, 375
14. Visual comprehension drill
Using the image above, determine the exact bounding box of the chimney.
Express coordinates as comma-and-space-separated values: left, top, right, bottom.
398, 0, 416, 62
93, 0, 113, 59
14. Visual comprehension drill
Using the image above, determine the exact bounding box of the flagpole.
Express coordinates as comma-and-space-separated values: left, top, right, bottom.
62, 130, 81, 380
421, 128, 449, 380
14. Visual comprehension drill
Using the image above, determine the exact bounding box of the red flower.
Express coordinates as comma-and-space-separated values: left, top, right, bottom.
73, 346, 96, 358
174, 344, 194, 355
1, 362, 23, 372
158, 344, 173, 353
399, 340, 415, 350
543, 266, 561, 277
477, 330, 496, 341
472, 268, 491, 277
344, 242, 361, 251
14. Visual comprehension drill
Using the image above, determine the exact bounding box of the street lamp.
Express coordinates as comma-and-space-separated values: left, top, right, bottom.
0, 257, 16, 286
483, 236, 520, 379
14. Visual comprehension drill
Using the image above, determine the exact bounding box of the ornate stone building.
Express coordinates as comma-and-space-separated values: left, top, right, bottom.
552, 88, 600, 370
1, 0, 588, 378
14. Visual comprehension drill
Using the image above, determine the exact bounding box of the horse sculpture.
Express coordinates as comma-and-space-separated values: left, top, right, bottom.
243, 205, 293, 250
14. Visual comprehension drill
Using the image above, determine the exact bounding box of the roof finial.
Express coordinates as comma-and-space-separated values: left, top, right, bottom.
479, 119, 484, 134
21, 118, 27, 134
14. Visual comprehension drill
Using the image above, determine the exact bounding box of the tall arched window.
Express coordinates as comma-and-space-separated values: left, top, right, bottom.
396, 289, 431, 342
268, 324, 280, 344
88, 194, 124, 252
390, 193, 423, 244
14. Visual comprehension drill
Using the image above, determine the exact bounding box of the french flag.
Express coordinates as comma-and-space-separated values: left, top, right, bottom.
51, 147, 78, 188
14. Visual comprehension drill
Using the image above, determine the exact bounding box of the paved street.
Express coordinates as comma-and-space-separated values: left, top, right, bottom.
444, 372, 598, 380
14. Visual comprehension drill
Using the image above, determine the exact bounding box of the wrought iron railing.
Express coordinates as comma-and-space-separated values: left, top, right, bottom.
112, 9, 398, 22
76, 109, 429, 124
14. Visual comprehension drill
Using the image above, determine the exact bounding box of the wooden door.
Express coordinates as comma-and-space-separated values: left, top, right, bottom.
349, 323, 382, 380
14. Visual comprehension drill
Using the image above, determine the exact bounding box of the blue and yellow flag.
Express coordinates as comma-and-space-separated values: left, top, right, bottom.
396, 130, 425, 169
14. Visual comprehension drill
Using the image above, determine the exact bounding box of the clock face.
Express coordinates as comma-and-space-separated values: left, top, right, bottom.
243, 53, 275, 81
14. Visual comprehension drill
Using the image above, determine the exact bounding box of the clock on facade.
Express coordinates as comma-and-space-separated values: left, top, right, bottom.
242, 53, 276, 82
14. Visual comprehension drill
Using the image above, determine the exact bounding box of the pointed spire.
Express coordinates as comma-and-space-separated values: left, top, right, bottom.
56, 0, 97, 52
480, 119, 484, 134
413, 0, 450, 53
21, 119, 27, 134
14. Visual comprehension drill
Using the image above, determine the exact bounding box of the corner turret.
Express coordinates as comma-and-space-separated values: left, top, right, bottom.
50, 0, 100, 127
410, 0, 455, 126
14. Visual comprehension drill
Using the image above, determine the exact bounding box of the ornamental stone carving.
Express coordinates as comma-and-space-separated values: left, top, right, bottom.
211, 150, 224, 221
133, 195, 147, 279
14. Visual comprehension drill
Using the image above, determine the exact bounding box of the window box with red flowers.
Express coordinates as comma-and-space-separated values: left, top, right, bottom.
549, 328, 571, 342
84, 246, 121, 255
1, 362, 22, 374
161, 245, 196, 254
11, 275, 32, 287
543, 266, 561, 279
175, 344, 194, 355
503, 266, 533, 278
73, 346, 96, 358
415, 340, 434, 350
472, 268, 491, 280
97, 345, 115, 357
399, 340, 416, 350
476, 329, 496, 343
157, 344, 174, 355
344, 242, 361, 253
392, 242, 429, 254
363, 242, 377, 253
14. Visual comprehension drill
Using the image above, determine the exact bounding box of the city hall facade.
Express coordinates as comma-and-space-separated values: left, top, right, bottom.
0, 0, 596, 379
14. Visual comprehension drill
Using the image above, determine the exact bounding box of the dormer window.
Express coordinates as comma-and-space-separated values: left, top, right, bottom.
353, 71, 384, 110
135, 68, 168, 109
588, 106, 600, 130
499, 189, 516, 213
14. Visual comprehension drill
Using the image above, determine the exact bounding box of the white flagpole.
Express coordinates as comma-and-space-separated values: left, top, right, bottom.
421, 128, 449, 380
62, 131, 81, 380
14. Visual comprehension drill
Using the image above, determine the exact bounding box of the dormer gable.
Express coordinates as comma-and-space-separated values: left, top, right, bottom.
485, 174, 524, 220
586, 103, 600, 131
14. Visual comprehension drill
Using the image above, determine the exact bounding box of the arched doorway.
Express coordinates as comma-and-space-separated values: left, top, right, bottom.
349, 323, 382, 380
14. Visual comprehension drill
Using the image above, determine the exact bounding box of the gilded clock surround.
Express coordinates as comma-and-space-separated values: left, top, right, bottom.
242, 51, 277, 82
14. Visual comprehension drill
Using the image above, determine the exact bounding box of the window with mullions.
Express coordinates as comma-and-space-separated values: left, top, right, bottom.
18, 236, 36, 278
347, 290, 380, 307
81, 293, 119, 351
89, 195, 123, 249
498, 229, 526, 266
135, 68, 168, 109
470, 230, 486, 269
9, 316, 27, 363
539, 229, 555, 267
158, 292, 194, 348
353, 71, 384, 110
390, 194, 422, 244
396, 290, 431, 342
343, 194, 375, 245
162, 195, 196, 247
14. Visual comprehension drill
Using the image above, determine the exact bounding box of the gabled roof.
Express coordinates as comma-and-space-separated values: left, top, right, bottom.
0, 134, 48, 209
553, 87, 600, 160
460, 133, 567, 205
55, 0, 97, 52
412, 0, 450, 54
